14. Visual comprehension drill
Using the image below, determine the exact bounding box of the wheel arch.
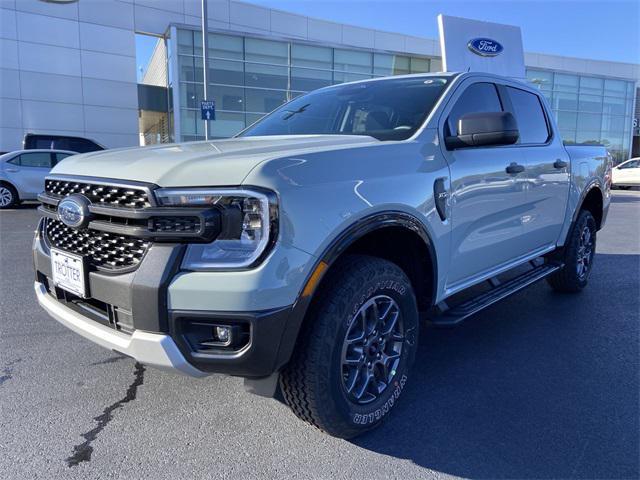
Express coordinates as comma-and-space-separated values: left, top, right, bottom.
575, 182, 604, 230
0, 180, 19, 203
274, 211, 437, 370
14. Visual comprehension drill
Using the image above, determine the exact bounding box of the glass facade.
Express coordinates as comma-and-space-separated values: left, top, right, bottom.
171, 27, 636, 161
527, 68, 635, 162
174, 28, 437, 141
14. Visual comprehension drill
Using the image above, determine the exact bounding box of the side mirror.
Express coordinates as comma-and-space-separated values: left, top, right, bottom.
446, 111, 519, 149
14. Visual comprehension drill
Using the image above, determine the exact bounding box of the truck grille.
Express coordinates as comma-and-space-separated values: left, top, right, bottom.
45, 218, 151, 270
45, 179, 151, 209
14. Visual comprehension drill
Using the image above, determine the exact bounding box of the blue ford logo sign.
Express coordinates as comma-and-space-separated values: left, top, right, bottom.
58, 195, 91, 229
468, 38, 504, 57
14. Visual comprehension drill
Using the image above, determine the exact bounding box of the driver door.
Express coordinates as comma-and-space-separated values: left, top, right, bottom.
440, 81, 531, 291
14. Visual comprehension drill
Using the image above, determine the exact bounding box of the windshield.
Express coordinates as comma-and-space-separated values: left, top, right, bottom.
239, 76, 450, 141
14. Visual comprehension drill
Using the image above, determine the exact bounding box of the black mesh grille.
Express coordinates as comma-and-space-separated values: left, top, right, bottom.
45, 219, 150, 270
45, 179, 151, 209
149, 216, 201, 233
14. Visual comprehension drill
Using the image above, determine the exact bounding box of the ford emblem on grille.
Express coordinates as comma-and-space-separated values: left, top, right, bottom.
467, 38, 504, 57
58, 195, 92, 229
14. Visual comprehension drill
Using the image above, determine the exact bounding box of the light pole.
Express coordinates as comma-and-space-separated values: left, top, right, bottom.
201, 0, 210, 140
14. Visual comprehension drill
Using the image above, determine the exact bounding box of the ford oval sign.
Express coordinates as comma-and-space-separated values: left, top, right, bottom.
58, 195, 91, 229
468, 38, 504, 57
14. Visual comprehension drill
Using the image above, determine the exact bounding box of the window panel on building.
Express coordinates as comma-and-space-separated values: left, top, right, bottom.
180, 108, 197, 135
244, 88, 287, 113
429, 58, 442, 72
577, 113, 602, 131
578, 94, 602, 113
193, 31, 203, 57
245, 62, 288, 89
245, 38, 288, 65
556, 111, 578, 130
291, 67, 332, 91
579, 76, 603, 95
291, 44, 332, 70
604, 79, 627, 97
208, 33, 243, 60
559, 129, 577, 144
333, 71, 372, 84
554, 73, 579, 93
527, 69, 553, 91
177, 29, 193, 55
178, 55, 196, 82
209, 84, 245, 111
334, 49, 372, 74
181, 82, 203, 108
601, 115, 626, 132
373, 53, 411, 76
552, 92, 578, 111
209, 59, 244, 86
575, 130, 601, 145
410, 57, 430, 73
602, 96, 625, 115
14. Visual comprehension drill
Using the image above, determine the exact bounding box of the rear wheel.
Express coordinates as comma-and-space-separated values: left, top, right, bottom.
0, 184, 18, 209
280, 255, 419, 439
547, 210, 597, 293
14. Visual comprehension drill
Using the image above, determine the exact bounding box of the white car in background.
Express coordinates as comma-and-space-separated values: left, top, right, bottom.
612, 158, 640, 189
0, 150, 76, 209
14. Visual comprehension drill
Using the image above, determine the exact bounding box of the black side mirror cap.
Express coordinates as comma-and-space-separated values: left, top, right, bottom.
446, 111, 519, 149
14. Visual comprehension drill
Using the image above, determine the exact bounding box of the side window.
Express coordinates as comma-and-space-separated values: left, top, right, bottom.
505, 87, 550, 144
620, 160, 638, 169
17, 152, 53, 168
447, 82, 502, 135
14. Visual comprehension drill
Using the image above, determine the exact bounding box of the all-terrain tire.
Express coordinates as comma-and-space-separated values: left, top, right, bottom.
280, 255, 419, 439
547, 210, 597, 293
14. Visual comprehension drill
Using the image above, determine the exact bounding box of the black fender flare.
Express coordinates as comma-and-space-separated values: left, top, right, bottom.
273, 210, 438, 370
573, 180, 603, 223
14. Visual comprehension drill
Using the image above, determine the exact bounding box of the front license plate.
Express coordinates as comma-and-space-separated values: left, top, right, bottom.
50, 248, 88, 298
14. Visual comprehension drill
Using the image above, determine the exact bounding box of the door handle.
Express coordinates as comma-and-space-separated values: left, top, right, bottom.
553, 159, 568, 169
505, 162, 525, 174
5, 168, 18, 173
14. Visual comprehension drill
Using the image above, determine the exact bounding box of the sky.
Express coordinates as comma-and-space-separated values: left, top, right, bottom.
247, 0, 640, 64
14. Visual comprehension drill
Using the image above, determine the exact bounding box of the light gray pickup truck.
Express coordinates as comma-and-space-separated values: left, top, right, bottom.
34, 72, 611, 438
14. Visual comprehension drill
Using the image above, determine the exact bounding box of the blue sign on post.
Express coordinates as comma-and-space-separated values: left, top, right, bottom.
201, 100, 216, 121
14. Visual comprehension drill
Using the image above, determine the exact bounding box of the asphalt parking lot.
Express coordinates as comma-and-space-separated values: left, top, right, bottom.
0, 190, 638, 480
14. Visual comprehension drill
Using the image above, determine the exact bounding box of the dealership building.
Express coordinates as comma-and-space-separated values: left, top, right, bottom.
1, 0, 638, 161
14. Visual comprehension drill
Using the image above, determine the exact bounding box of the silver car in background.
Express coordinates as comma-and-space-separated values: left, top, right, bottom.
0, 149, 75, 209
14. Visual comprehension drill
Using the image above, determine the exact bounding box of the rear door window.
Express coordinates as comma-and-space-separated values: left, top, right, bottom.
16, 152, 53, 168
447, 82, 503, 135
505, 87, 550, 144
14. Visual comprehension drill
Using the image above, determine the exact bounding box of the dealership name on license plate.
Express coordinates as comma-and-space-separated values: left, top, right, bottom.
51, 248, 87, 298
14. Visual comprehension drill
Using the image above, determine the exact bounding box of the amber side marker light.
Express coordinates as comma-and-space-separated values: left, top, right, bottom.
302, 261, 328, 297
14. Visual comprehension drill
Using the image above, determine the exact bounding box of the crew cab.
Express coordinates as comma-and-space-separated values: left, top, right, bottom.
33, 72, 611, 438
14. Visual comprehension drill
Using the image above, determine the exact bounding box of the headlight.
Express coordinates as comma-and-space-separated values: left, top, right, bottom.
155, 188, 276, 270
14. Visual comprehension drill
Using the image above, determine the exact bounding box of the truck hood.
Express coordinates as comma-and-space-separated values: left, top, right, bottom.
51, 135, 378, 186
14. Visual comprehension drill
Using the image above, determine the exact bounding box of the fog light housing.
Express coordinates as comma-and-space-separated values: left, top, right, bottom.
214, 325, 231, 345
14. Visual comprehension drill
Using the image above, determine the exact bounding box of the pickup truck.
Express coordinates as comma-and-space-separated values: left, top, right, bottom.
33, 72, 611, 438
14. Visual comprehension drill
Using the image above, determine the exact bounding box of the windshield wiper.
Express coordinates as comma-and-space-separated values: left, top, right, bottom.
282, 103, 310, 120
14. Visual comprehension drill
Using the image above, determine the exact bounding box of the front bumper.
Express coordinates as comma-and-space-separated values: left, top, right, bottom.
35, 281, 206, 377
33, 218, 313, 378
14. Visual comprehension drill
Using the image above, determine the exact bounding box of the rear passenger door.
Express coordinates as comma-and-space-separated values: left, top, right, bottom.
502, 86, 570, 251
440, 81, 531, 290
9, 152, 54, 198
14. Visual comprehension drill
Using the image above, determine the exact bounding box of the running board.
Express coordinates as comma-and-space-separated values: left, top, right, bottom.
430, 262, 563, 327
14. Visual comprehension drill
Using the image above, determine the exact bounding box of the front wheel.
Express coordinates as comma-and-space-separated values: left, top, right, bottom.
280, 255, 419, 439
547, 210, 597, 293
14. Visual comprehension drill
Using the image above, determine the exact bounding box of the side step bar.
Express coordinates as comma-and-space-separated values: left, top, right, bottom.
430, 262, 563, 327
